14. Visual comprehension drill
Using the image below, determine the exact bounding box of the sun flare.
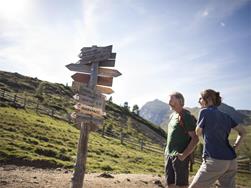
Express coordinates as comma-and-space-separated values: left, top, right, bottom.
0, 0, 32, 20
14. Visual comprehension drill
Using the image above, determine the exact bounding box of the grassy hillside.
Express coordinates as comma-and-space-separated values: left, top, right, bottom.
1, 107, 250, 187
0, 70, 166, 143
0, 70, 74, 115
0, 70, 250, 187
0, 107, 164, 174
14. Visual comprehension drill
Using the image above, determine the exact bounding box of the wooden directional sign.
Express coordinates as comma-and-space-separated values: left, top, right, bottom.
72, 81, 114, 95
74, 103, 105, 118
73, 94, 105, 111
72, 73, 113, 87
79, 59, 115, 67
79, 45, 112, 63
66, 63, 121, 77
79, 53, 116, 66
71, 112, 103, 130
72, 81, 106, 111
96, 85, 114, 94
72, 81, 93, 95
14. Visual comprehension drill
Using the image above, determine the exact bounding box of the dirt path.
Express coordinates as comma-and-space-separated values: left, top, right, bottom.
0, 165, 165, 188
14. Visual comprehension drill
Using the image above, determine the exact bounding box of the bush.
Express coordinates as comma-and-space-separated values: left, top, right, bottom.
101, 164, 113, 171
35, 147, 57, 158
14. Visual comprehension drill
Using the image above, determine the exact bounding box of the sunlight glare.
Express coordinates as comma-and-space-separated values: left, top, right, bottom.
0, 0, 32, 20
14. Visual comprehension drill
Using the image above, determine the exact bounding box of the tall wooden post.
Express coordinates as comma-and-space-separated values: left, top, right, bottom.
71, 62, 99, 188
71, 121, 90, 188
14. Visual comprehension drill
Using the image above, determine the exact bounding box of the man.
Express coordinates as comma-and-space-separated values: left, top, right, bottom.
165, 92, 199, 188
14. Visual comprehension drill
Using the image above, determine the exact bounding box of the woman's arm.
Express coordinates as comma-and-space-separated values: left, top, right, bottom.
196, 127, 203, 136
232, 125, 246, 150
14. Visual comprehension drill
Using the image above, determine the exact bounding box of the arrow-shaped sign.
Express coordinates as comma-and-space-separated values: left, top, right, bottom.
72, 112, 104, 129
72, 81, 114, 95
66, 63, 121, 77
80, 45, 112, 53
79, 59, 115, 67
73, 93, 105, 110
74, 103, 105, 117
78, 45, 113, 63
96, 85, 114, 94
79, 53, 116, 66
72, 73, 113, 87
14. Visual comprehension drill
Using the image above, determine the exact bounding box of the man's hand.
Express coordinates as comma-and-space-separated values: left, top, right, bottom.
177, 153, 186, 161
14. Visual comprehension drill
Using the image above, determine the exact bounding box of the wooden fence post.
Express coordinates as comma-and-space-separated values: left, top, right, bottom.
140, 140, 144, 151
23, 97, 27, 108
67, 113, 72, 123
51, 109, 54, 117
36, 101, 39, 113
120, 131, 124, 144
13, 94, 17, 105
102, 124, 105, 137
2, 90, 5, 98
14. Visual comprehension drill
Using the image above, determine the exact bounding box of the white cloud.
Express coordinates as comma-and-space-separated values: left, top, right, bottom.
187, 0, 249, 31
220, 22, 226, 27
202, 10, 209, 17
0, 0, 86, 84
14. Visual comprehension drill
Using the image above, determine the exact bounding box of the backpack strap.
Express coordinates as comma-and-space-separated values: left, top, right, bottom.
179, 110, 187, 134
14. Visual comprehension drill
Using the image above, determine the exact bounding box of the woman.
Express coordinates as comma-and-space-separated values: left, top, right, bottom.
189, 89, 246, 188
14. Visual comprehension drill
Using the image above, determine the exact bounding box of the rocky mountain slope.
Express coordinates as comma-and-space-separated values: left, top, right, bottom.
139, 99, 171, 125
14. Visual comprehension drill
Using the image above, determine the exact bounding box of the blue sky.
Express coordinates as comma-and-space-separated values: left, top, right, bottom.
0, 0, 250, 110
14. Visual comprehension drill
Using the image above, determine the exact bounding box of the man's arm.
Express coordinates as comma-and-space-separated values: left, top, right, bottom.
177, 131, 199, 161
232, 125, 246, 150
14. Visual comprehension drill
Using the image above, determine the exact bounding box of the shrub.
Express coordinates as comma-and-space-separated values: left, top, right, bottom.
101, 164, 113, 171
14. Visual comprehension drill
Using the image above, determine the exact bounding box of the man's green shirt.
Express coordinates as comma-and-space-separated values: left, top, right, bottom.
165, 110, 196, 156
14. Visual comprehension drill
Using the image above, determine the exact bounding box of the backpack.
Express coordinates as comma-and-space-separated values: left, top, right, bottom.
179, 109, 197, 172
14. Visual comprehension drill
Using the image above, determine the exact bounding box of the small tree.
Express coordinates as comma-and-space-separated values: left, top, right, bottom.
108, 96, 113, 102
124, 102, 130, 111
132, 104, 139, 115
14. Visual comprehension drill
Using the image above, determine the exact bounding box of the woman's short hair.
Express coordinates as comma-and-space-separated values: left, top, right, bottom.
201, 89, 222, 106
170, 92, 185, 106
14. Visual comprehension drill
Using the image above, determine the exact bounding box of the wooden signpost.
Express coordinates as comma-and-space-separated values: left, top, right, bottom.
66, 45, 121, 188
71, 73, 113, 87
66, 63, 121, 77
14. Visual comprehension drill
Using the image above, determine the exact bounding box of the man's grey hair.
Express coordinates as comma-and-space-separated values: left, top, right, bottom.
170, 91, 185, 107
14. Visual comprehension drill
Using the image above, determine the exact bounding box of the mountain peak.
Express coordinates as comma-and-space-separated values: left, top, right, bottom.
139, 99, 170, 125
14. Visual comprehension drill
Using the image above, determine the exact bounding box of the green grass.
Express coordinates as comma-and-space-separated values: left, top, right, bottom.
0, 107, 164, 174
0, 107, 250, 187
229, 125, 251, 159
